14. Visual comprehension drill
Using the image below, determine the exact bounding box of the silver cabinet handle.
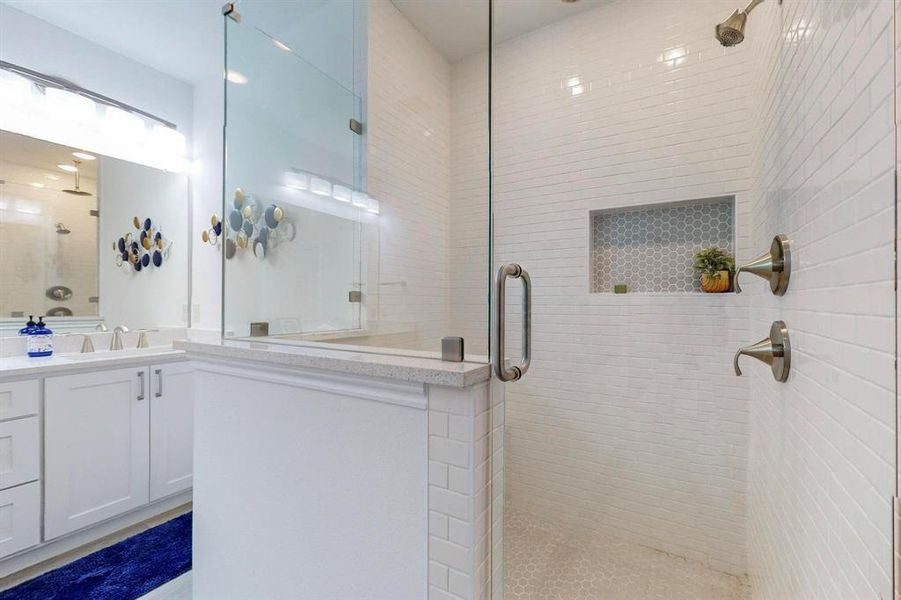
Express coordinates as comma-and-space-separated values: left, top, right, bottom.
137, 371, 145, 401
734, 320, 790, 382
493, 263, 531, 382
155, 369, 163, 398
734, 235, 791, 295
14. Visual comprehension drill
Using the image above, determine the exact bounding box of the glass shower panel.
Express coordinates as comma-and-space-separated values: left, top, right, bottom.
223, 4, 365, 338
223, 0, 492, 361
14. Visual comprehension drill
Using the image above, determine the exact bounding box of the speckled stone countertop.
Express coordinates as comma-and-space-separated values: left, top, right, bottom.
0, 348, 186, 380
176, 339, 492, 388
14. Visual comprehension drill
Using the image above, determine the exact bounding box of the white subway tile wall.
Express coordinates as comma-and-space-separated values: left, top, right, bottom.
428, 383, 494, 600
481, 0, 756, 575
746, 0, 895, 598
367, 0, 452, 352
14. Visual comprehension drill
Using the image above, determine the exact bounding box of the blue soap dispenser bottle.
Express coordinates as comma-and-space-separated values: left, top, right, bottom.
18, 315, 36, 337
27, 316, 53, 357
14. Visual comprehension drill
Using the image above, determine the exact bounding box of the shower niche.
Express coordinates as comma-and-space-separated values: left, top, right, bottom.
590, 196, 735, 294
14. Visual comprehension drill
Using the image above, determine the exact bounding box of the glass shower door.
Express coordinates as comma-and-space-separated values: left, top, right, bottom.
489, 0, 897, 598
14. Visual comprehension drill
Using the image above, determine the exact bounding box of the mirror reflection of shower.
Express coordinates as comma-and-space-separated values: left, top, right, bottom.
715, 0, 780, 46
62, 158, 93, 196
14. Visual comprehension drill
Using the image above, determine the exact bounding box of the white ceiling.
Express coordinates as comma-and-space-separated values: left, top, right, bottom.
0, 0, 223, 85
392, 0, 608, 63
2, 0, 607, 87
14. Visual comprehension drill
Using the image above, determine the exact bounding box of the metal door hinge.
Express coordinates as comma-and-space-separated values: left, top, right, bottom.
348, 290, 362, 303
441, 337, 464, 362
222, 2, 241, 22
349, 119, 363, 135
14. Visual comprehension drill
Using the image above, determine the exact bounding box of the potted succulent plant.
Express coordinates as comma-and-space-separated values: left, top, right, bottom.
693, 247, 735, 293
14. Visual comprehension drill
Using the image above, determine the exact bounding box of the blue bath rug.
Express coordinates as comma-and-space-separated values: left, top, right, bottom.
0, 512, 192, 600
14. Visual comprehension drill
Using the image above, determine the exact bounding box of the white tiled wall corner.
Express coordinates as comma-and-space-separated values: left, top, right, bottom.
449, 52, 490, 356
428, 383, 495, 600
367, 0, 453, 353
747, 0, 895, 598
458, 0, 757, 575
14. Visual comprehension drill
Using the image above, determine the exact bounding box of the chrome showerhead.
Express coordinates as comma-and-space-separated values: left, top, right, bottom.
715, 9, 747, 46
55, 223, 71, 234
716, 0, 778, 46
62, 159, 92, 196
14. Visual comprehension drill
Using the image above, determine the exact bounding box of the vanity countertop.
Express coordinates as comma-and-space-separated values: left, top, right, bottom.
176, 339, 492, 388
0, 348, 186, 380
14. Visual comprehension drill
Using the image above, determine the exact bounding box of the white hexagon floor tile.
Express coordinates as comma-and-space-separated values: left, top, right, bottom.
504, 507, 750, 600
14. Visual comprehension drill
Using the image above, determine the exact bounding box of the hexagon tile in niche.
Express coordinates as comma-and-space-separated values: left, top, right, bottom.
591, 198, 734, 293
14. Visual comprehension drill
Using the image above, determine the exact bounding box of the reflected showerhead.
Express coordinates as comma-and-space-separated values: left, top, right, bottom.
62, 159, 92, 196
716, 10, 747, 46
715, 0, 778, 46
55, 223, 71, 234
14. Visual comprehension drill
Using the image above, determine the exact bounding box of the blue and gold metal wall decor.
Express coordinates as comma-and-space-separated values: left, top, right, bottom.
205, 188, 294, 261
113, 216, 172, 273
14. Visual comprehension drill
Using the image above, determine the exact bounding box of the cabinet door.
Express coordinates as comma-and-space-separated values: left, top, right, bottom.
45, 367, 150, 540
0, 482, 40, 558
149, 362, 194, 501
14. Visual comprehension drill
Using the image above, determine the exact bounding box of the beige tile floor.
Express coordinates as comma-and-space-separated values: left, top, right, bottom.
505, 507, 750, 600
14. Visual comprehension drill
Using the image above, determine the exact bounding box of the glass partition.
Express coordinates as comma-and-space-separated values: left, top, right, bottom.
223, 0, 492, 360
223, 4, 365, 338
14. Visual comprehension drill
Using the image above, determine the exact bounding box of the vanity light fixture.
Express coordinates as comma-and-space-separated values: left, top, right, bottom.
284, 170, 309, 191
351, 191, 367, 207
0, 60, 188, 172
310, 176, 332, 196
351, 192, 369, 208
226, 69, 248, 84
332, 185, 352, 203
57, 164, 78, 173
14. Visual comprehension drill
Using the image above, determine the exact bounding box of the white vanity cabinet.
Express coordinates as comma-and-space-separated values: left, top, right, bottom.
44, 367, 151, 539
149, 362, 194, 500
44, 362, 194, 540
0, 380, 41, 559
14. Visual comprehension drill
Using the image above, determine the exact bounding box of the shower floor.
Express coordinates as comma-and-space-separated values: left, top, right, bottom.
504, 508, 749, 600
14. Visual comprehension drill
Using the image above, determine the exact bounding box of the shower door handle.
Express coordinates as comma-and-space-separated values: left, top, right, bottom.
493, 263, 531, 382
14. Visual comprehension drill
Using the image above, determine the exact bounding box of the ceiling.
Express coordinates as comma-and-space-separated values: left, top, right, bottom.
0, 131, 97, 191
0, 0, 223, 85
3, 0, 610, 88
392, 0, 608, 62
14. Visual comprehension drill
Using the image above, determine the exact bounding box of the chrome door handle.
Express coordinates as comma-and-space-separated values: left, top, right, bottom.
493, 263, 531, 382
154, 369, 163, 398
137, 371, 145, 401
734, 235, 791, 295
734, 320, 790, 382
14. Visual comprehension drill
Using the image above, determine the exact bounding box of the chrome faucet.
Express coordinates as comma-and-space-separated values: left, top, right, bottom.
80, 334, 95, 353
110, 326, 129, 351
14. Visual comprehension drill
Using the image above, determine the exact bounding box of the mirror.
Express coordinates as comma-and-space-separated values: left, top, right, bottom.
0, 131, 189, 333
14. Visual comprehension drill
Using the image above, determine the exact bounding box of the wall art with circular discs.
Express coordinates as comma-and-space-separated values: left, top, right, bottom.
113, 217, 172, 273
201, 188, 295, 261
